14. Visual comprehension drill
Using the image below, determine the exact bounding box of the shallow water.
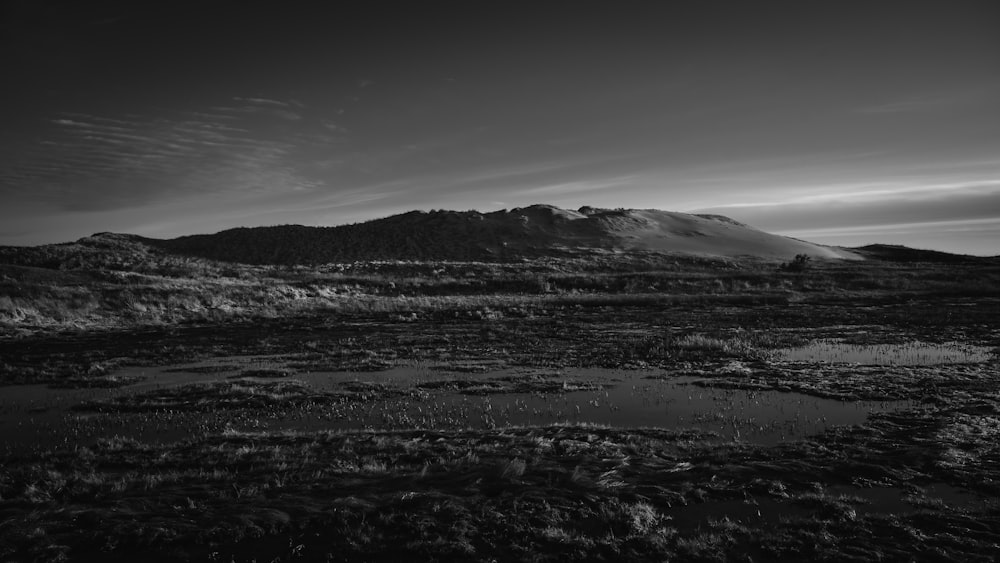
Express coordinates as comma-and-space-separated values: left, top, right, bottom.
281, 372, 910, 447
664, 498, 803, 532
0, 360, 918, 454
779, 340, 992, 365
829, 483, 983, 513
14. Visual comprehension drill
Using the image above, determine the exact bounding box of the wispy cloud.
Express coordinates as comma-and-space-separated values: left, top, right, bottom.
777, 217, 1000, 257
778, 217, 1000, 237
320, 119, 349, 134
516, 175, 636, 196
691, 179, 1000, 239
234, 97, 292, 107
0, 97, 348, 211
213, 97, 306, 120
447, 160, 593, 185
698, 179, 1000, 209
856, 90, 981, 114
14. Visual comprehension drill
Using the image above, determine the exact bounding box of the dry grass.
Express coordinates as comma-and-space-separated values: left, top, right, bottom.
2, 420, 998, 561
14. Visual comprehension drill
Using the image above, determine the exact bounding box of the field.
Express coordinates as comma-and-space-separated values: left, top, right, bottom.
1, 251, 999, 561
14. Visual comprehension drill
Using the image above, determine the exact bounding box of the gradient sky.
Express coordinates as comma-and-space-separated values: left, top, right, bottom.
2, 0, 999, 255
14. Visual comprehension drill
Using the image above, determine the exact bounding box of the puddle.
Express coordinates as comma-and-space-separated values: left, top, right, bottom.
664, 498, 805, 532
280, 374, 910, 446
0, 364, 914, 454
0, 385, 100, 454
0, 362, 239, 455
830, 483, 984, 514
779, 340, 992, 365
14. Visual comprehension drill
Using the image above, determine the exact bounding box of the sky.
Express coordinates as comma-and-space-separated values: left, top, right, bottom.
2, 0, 999, 255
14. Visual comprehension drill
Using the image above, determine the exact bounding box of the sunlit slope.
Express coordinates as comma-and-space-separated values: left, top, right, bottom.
586, 208, 861, 259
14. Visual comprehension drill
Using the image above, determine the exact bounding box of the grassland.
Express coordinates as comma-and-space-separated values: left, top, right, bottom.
1, 245, 998, 561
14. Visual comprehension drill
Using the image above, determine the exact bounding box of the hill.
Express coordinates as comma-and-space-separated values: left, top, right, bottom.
850, 244, 995, 264
9, 205, 998, 268
147, 205, 860, 264
2, 205, 997, 336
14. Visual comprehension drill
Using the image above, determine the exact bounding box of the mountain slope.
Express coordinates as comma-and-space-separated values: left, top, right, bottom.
579, 208, 857, 259
147, 205, 860, 264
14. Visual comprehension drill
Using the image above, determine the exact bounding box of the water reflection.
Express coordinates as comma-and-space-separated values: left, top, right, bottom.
0, 363, 915, 454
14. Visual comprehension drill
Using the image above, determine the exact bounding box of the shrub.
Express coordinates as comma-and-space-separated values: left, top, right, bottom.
781, 254, 811, 272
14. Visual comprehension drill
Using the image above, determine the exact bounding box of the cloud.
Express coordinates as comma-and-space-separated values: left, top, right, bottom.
683, 175, 1000, 256
704, 179, 1000, 208
447, 160, 591, 185
516, 175, 636, 196
858, 100, 945, 114
321, 119, 349, 134
272, 110, 303, 121
214, 97, 305, 120
778, 217, 1000, 257
234, 97, 291, 107
0, 103, 333, 211
778, 217, 1000, 237
691, 180, 1000, 233
855, 91, 980, 114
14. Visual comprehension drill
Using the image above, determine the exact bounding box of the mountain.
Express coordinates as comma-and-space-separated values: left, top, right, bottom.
2, 205, 866, 267
144, 205, 860, 264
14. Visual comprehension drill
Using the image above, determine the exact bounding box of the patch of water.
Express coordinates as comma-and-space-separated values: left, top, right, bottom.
0, 384, 112, 454
830, 483, 984, 514
0, 365, 915, 454
295, 365, 452, 389
0, 362, 242, 455
268, 373, 910, 446
664, 498, 805, 532
779, 340, 992, 365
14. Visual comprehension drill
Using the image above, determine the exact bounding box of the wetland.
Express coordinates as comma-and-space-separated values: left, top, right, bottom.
1, 252, 999, 561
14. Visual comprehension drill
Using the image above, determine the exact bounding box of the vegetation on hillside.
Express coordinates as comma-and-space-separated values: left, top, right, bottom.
1, 225, 998, 339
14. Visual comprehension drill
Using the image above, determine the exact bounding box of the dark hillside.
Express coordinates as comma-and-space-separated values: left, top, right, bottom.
153, 208, 566, 264
852, 244, 994, 264
149, 205, 859, 265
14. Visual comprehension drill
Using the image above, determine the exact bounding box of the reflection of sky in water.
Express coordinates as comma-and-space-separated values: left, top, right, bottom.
779, 340, 992, 365
293, 372, 912, 447
0, 361, 919, 454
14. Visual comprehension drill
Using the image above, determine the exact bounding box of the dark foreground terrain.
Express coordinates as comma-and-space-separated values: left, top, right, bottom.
1, 245, 999, 561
